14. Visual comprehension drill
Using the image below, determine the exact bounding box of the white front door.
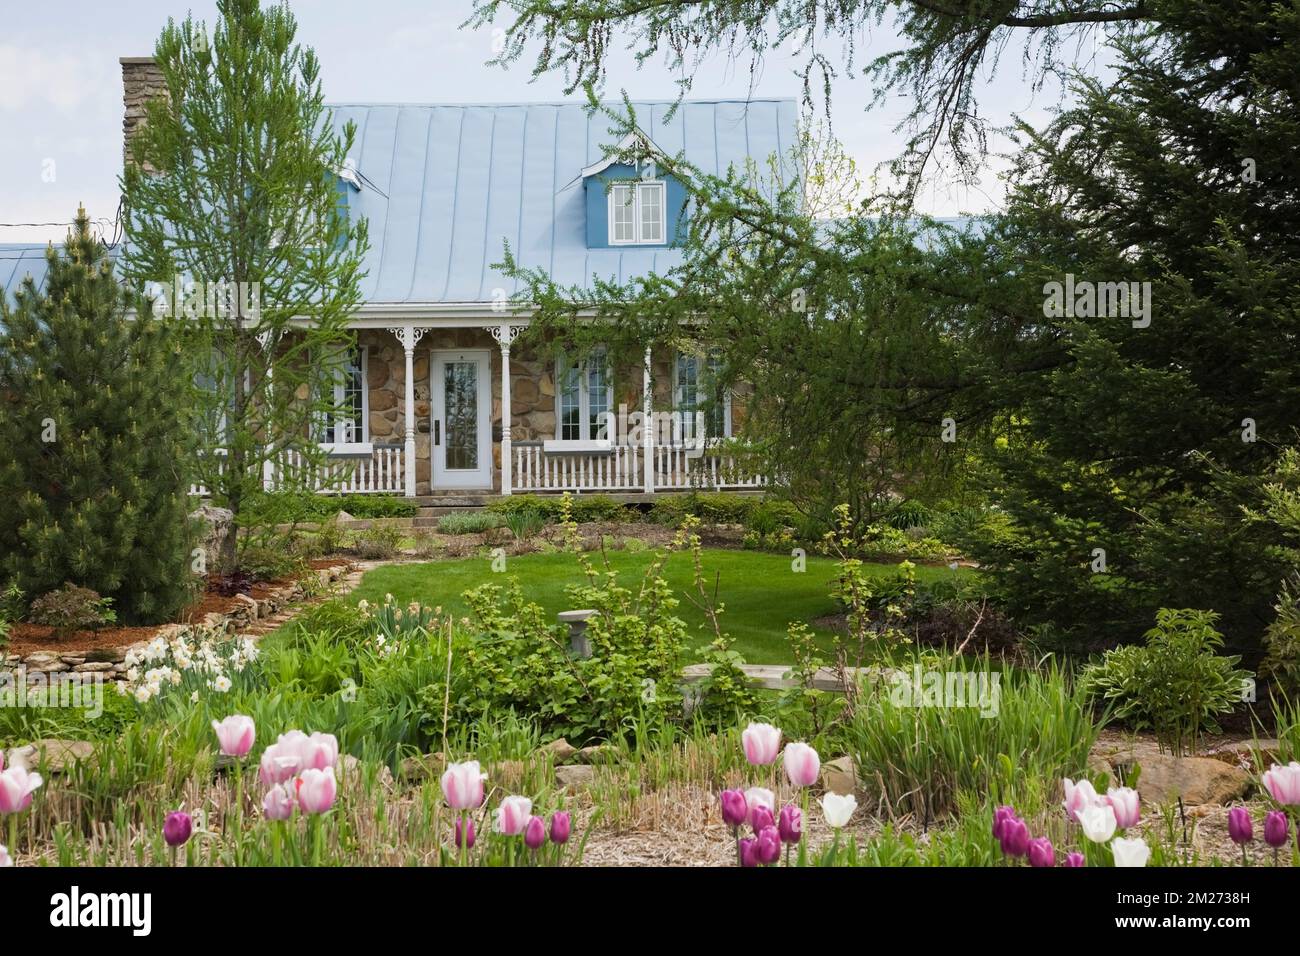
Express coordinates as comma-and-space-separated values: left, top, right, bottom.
431, 349, 493, 489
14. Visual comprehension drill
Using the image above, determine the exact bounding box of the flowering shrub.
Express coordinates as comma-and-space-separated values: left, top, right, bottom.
120, 626, 259, 705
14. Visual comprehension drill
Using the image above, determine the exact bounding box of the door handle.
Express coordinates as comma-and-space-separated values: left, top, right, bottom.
434, 420, 440, 446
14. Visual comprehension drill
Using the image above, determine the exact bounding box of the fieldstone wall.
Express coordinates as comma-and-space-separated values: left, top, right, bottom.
121, 56, 165, 168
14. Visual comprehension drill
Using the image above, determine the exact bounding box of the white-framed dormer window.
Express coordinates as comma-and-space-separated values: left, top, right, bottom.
674, 350, 731, 442
556, 347, 614, 441
320, 346, 368, 445
609, 181, 666, 245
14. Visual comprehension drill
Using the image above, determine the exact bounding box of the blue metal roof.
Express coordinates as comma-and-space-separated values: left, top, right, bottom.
329, 98, 799, 304
0, 244, 59, 301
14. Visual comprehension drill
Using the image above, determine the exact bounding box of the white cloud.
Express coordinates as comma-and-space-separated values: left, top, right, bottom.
0, 45, 116, 114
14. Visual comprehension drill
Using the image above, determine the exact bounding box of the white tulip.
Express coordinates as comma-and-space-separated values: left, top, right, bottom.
1111, 836, 1150, 867
0, 844, 11, 867
1078, 802, 1118, 843
820, 792, 857, 828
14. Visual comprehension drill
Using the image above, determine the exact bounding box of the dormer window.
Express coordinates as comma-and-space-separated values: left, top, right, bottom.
608, 181, 665, 245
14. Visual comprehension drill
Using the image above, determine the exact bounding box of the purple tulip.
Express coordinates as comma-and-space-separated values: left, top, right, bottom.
750, 803, 775, 835
1227, 807, 1253, 845
720, 789, 748, 828
550, 811, 572, 845
999, 816, 1031, 858
163, 811, 192, 848
1063, 851, 1086, 868
739, 837, 759, 867
1027, 836, 1055, 868
778, 804, 803, 845
756, 825, 782, 865
1264, 810, 1289, 849
992, 805, 1017, 840
455, 816, 475, 849
524, 815, 546, 851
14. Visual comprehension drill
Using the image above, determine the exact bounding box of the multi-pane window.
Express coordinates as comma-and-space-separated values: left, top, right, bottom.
558, 347, 614, 441
322, 347, 367, 444
608, 181, 666, 245
675, 351, 729, 442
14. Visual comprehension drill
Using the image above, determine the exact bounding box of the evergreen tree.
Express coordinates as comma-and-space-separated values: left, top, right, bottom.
0, 209, 196, 624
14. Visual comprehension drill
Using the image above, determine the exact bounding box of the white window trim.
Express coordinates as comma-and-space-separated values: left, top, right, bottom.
321, 345, 370, 449
608, 180, 666, 246
554, 348, 615, 442
673, 350, 732, 443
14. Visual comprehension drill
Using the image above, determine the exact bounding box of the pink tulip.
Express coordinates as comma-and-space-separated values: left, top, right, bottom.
783, 742, 821, 788
739, 836, 759, 867
756, 825, 781, 865
744, 787, 774, 829
550, 811, 571, 845
741, 722, 782, 766
778, 804, 802, 844
441, 760, 487, 810
299, 733, 339, 771
750, 803, 775, 835
495, 795, 532, 835
1027, 836, 1055, 868
163, 811, 192, 848
0, 844, 10, 868
259, 731, 307, 786
1106, 786, 1141, 829
525, 815, 546, 850
1062, 777, 1100, 822
211, 715, 255, 758
455, 816, 475, 849
0, 766, 43, 814
720, 789, 748, 828
1262, 762, 1300, 806
1264, 810, 1289, 848
262, 783, 295, 821
992, 805, 1017, 840
999, 816, 1031, 857
1063, 852, 1086, 867
296, 767, 338, 815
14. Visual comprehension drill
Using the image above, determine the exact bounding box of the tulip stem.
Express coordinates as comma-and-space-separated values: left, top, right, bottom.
732, 826, 741, 867
8, 815, 16, 857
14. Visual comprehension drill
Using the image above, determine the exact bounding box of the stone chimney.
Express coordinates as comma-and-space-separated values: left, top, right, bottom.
120, 56, 165, 167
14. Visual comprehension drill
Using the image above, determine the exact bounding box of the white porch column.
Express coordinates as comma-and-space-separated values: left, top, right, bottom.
388, 325, 427, 498
643, 345, 654, 494
492, 324, 524, 495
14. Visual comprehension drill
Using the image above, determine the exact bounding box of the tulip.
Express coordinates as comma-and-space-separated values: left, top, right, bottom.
741, 722, 782, 766
163, 811, 192, 848
783, 742, 821, 788
525, 815, 546, 850
1263, 810, 1289, 850
1227, 807, 1253, 845
778, 804, 802, 844
496, 795, 532, 835
739, 836, 759, 867
1078, 802, 1118, 844
262, 783, 295, 821
455, 816, 476, 849
750, 803, 775, 835
1106, 786, 1141, 829
296, 767, 338, 815
259, 731, 307, 786
1063, 851, 1086, 868
744, 787, 775, 829
0, 844, 10, 867
992, 805, 1017, 840
550, 811, 571, 845
720, 789, 748, 828
0, 766, 44, 814
1111, 836, 1150, 867
1062, 777, 1100, 822
299, 733, 339, 772
820, 792, 857, 829
999, 816, 1030, 858
1262, 762, 1300, 806
756, 825, 781, 865
1027, 836, 1055, 868
211, 715, 255, 757
441, 760, 487, 810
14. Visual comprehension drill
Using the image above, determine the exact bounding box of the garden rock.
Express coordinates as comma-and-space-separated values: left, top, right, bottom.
555, 764, 596, 790
190, 504, 235, 571
821, 756, 858, 795
399, 752, 445, 782
576, 745, 615, 765
540, 738, 577, 763
7, 739, 94, 773
1099, 746, 1252, 806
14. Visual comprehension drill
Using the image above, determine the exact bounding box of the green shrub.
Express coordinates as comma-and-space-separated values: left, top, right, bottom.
504, 508, 546, 541
240, 544, 307, 581
1261, 574, 1300, 700
437, 511, 504, 535
351, 523, 406, 560
1082, 608, 1250, 755
847, 651, 1099, 819
248, 491, 418, 522
28, 584, 116, 639
885, 499, 934, 530
1, 580, 25, 622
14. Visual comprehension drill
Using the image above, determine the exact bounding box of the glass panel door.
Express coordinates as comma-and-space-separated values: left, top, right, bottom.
443, 360, 479, 470
431, 350, 493, 489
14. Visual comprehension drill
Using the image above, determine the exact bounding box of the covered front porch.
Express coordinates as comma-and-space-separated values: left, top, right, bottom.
249, 317, 766, 498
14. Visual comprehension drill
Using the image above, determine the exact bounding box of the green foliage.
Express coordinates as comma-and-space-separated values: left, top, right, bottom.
436, 511, 504, 535
0, 212, 196, 623
350, 523, 406, 560
28, 584, 117, 639
884, 499, 933, 530
489, 493, 628, 524
1262, 575, 1300, 702
1082, 609, 1250, 756
239, 544, 307, 582
848, 651, 1099, 820
250, 491, 417, 522
504, 507, 545, 541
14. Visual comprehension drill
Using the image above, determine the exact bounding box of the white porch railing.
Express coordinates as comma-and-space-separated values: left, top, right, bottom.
511, 441, 766, 493
188, 445, 406, 497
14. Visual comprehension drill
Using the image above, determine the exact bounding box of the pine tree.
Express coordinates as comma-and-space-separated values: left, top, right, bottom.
0, 209, 196, 624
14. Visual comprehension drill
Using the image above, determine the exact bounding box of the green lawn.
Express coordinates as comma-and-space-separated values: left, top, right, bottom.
345, 548, 969, 663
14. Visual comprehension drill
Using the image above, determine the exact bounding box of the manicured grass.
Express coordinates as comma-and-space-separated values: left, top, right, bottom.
345, 548, 970, 664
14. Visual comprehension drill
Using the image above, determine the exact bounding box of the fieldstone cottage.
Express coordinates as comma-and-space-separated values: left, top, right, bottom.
2, 58, 797, 501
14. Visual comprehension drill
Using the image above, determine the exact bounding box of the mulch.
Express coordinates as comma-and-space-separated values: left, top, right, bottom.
4, 558, 350, 657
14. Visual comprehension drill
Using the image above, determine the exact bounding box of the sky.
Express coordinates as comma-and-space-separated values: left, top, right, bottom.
0, 0, 1106, 246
